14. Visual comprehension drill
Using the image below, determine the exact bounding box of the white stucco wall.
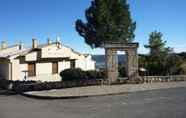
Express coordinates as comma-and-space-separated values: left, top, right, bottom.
27, 62, 61, 82
25, 51, 37, 61
11, 61, 61, 82
41, 44, 68, 58
41, 44, 82, 60
76, 55, 95, 71
10, 60, 62, 82
58, 61, 70, 73
11, 59, 21, 81
10, 59, 27, 81
19, 63, 28, 80
9, 58, 95, 82
36, 63, 52, 75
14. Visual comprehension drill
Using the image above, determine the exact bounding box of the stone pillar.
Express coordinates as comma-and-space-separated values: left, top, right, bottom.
105, 48, 118, 83
126, 49, 139, 80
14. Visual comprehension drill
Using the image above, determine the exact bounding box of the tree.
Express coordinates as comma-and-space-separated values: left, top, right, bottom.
165, 54, 184, 75
75, 0, 136, 48
139, 31, 186, 76
142, 31, 172, 75
144, 31, 172, 57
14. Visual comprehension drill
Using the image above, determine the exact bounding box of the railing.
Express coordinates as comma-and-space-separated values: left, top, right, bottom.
143, 75, 186, 83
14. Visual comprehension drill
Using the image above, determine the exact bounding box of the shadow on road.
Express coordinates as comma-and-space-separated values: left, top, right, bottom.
0, 90, 16, 96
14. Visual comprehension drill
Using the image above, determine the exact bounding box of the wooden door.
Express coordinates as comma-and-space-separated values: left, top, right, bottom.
52, 62, 58, 74
28, 63, 36, 77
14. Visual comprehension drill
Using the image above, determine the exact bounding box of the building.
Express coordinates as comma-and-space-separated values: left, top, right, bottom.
0, 38, 95, 82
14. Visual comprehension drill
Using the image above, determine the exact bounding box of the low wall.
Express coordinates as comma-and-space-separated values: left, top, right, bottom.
143, 75, 186, 83
5, 75, 186, 93
12, 79, 103, 93
26, 74, 61, 82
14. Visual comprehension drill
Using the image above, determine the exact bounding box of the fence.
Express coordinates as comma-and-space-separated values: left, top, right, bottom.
143, 75, 186, 83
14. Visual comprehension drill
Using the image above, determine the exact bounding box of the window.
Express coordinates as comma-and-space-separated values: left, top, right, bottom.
70, 60, 76, 69
52, 62, 58, 74
28, 63, 36, 77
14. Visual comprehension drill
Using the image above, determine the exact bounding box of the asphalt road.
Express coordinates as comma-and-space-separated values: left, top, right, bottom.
0, 87, 186, 118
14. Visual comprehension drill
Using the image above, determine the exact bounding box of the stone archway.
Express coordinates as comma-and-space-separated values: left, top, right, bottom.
104, 42, 139, 82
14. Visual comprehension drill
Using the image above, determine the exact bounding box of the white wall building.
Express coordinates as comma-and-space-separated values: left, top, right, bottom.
0, 38, 95, 82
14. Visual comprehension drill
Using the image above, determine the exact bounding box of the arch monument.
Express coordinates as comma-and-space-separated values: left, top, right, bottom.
104, 42, 139, 83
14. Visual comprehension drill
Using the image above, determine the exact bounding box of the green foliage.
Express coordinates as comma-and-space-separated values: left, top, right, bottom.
86, 70, 105, 79
76, 0, 136, 48
139, 31, 186, 76
118, 64, 127, 77
12, 81, 103, 93
60, 68, 86, 81
144, 31, 172, 57
180, 62, 186, 74
60, 68, 105, 81
0, 79, 11, 90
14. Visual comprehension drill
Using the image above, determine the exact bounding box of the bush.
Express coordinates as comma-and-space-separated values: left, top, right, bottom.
85, 70, 105, 79
10, 69, 105, 93
60, 68, 105, 81
119, 66, 127, 77
12, 80, 103, 93
0, 79, 11, 90
60, 68, 86, 81
85, 71, 98, 79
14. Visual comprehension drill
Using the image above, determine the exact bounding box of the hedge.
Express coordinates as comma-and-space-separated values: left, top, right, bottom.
1, 68, 107, 93
60, 68, 105, 81
0, 79, 11, 90
12, 79, 103, 93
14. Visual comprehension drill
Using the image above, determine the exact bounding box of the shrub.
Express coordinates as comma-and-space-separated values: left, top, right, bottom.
60, 68, 106, 81
119, 66, 127, 77
60, 68, 86, 81
0, 79, 11, 90
12, 80, 103, 93
85, 70, 105, 79
85, 70, 97, 79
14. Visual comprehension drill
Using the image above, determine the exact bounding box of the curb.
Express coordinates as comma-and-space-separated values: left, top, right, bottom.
20, 81, 186, 100
0, 90, 17, 95
21, 92, 129, 100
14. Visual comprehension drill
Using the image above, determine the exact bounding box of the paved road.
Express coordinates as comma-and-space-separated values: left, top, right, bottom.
0, 87, 186, 118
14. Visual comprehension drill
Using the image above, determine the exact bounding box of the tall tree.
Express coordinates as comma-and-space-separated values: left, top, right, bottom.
144, 31, 172, 57
142, 31, 172, 75
139, 31, 186, 76
76, 0, 136, 48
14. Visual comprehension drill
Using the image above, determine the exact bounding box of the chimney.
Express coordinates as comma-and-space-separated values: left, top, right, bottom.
32, 39, 38, 48
19, 42, 24, 50
56, 36, 61, 44
1, 41, 7, 49
47, 38, 51, 45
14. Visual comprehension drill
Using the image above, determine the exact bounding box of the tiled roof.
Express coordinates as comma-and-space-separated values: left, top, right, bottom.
0, 42, 86, 59
0, 48, 31, 58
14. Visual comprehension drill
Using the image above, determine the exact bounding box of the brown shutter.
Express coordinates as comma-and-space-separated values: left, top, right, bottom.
28, 63, 36, 77
52, 62, 58, 74
70, 60, 76, 69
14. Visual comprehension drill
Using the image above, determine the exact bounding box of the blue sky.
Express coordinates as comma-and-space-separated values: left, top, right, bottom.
0, 0, 185, 54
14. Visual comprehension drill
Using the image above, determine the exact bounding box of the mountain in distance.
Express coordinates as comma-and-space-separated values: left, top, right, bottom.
92, 55, 126, 69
